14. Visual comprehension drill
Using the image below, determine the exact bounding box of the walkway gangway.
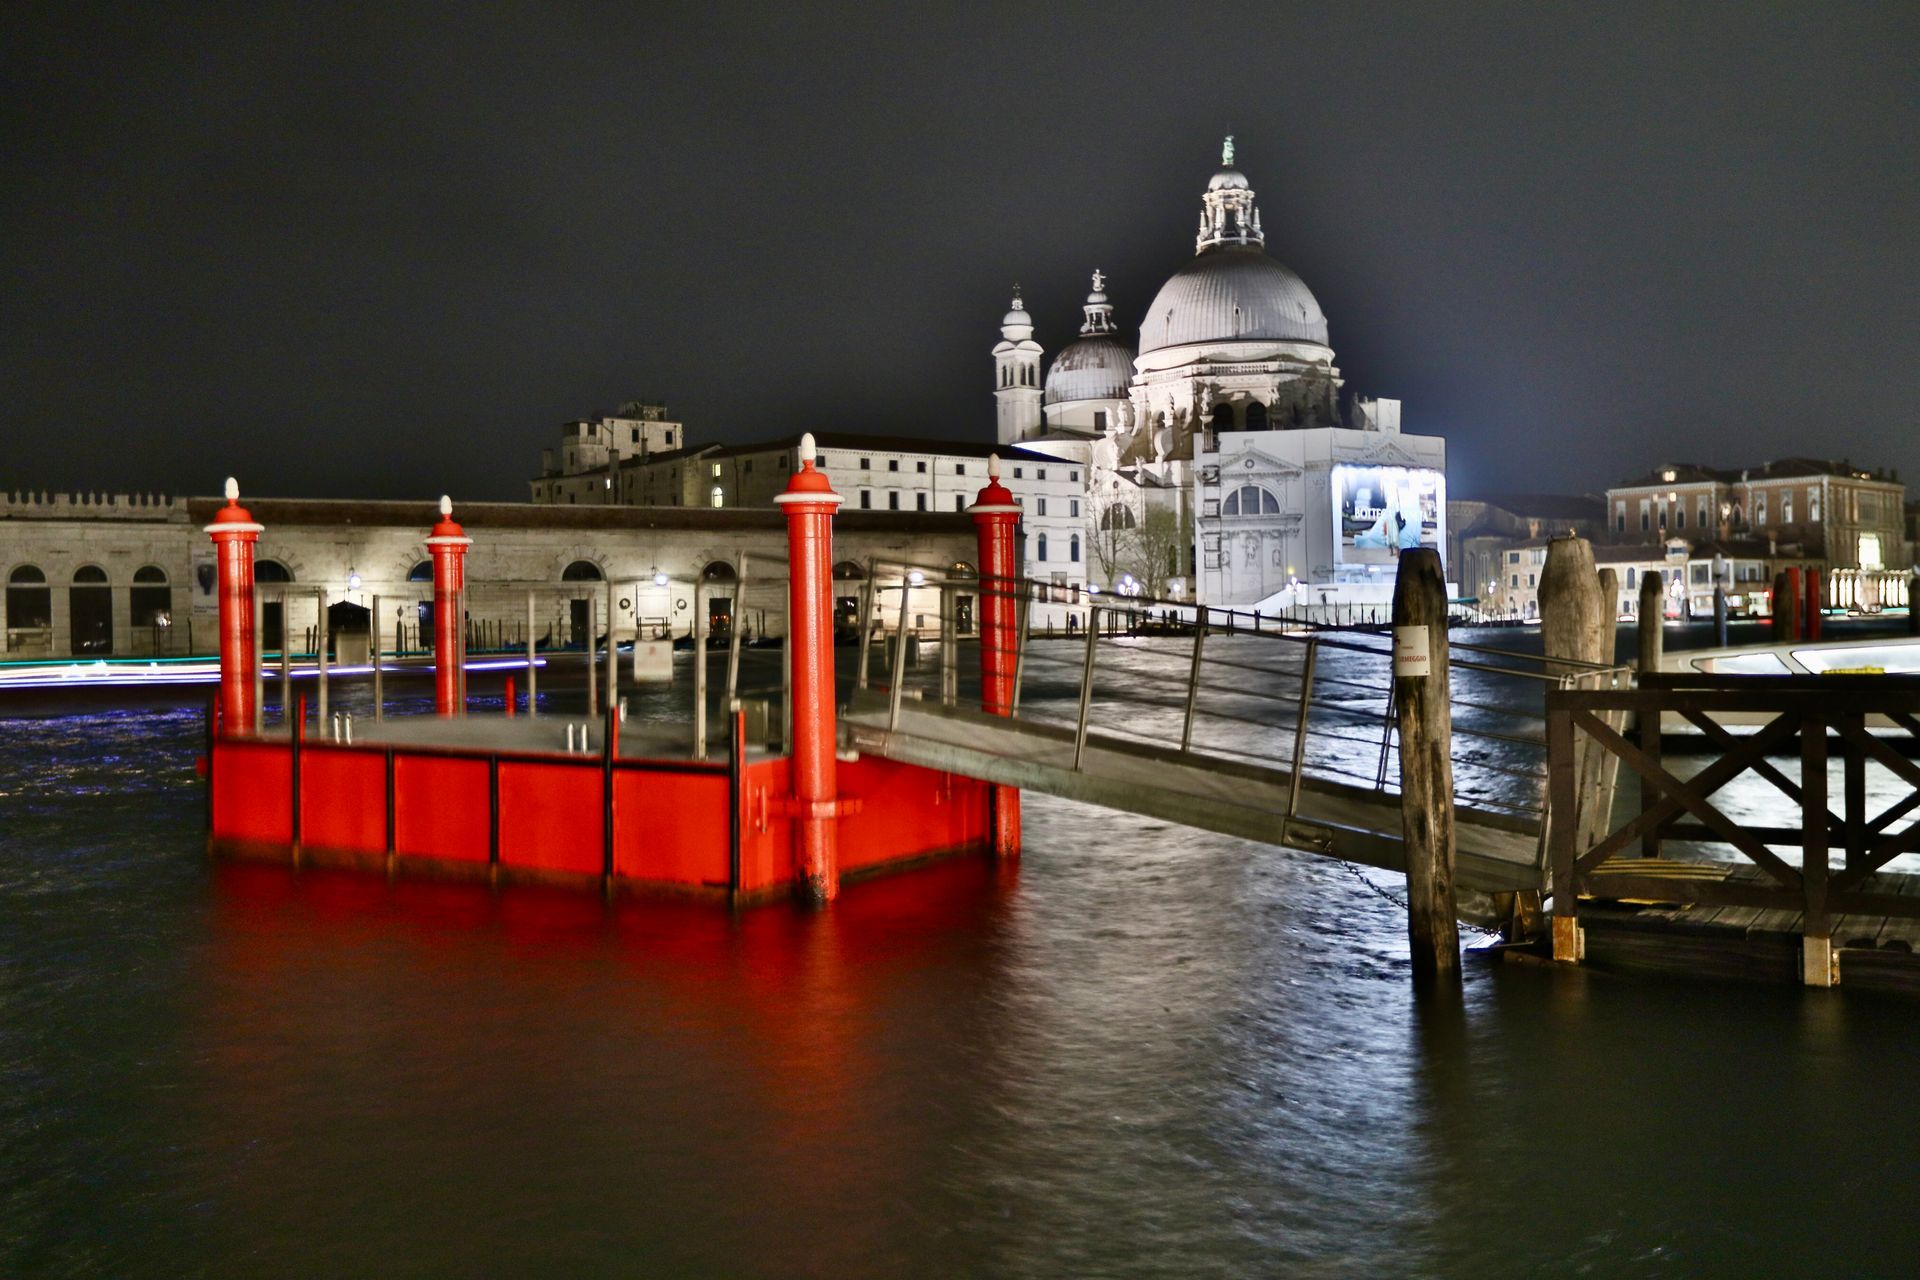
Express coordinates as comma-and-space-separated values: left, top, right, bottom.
837, 565, 1633, 906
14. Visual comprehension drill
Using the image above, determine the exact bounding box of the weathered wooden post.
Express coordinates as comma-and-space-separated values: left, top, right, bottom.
1391, 548, 1458, 990
1585, 567, 1623, 851
1637, 571, 1665, 672
1772, 571, 1799, 642
1541, 536, 1607, 963
1636, 569, 1666, 859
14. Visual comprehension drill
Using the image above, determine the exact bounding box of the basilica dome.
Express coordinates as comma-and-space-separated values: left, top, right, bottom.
1044, 333, 1134, 405
1137, 246, 1328, 354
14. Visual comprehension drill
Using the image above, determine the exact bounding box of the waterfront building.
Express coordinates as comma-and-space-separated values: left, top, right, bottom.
0, 490, 973, 659
1449, 494, 1606, 616
530, 402, 686, 505
1607, 459, 1908, 575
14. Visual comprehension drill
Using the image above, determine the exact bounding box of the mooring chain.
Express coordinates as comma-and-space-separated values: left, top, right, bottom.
1333, 858, 1506, 943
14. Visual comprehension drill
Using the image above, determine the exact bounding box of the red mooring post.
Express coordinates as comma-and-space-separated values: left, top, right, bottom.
775, 432, 845, 902
205, 477, 263, 736
426, 495, 472, 717
1785, 566, 1804, 640
969, 453, 1023, 858
1805, 567, 1823, 641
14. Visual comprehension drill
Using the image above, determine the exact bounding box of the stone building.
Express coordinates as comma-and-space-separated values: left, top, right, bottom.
1, 489, 975, 660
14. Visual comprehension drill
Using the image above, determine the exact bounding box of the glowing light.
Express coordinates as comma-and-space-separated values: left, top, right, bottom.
347, 571, 363, 590
907, 570, 925, 586
653, 572, 670, 587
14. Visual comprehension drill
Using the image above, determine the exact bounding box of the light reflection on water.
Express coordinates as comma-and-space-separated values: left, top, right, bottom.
3, 635, 1920, 1277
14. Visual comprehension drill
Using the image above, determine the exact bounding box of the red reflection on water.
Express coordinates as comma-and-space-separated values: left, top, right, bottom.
194, 856, 1021, 1271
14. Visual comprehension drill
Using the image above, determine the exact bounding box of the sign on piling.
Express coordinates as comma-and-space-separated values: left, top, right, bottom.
1390, 547, 1459, 990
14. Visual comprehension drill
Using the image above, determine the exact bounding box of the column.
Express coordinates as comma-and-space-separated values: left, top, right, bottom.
774, 433, 845, 902
969, 453, 1023, 858
426, 496, 472, 718
203, 478, 262, 735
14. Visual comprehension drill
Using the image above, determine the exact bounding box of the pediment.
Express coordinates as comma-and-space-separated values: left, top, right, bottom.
1223, 444, 1305, 479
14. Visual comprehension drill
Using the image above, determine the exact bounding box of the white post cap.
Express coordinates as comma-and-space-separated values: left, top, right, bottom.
439, 494, 452, 516
224, 477, 239, 501
988, 453, 1000, 480
799, 432, 817, 464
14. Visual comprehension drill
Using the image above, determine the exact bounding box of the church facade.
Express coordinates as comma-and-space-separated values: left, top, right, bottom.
998, 139, 1449, 611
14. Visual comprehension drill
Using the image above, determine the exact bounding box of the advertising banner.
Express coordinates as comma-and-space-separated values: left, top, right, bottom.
1332, 464, 1444, 571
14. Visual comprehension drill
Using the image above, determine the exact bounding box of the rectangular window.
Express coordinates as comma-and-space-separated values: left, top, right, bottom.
1698, 496, 1710, 527
1038, 469, 1047, 480
916, 493, 927, 511
916, 460, 927, 474
1070, 499, 1080, 517
1808, 489, 1821, 521
888, 459, 900, 472
816, 455, 827, 468
711, 462, 721, 477
888, 492, 900, 510
631, 428, 640, 443
1508, 551, 1520, 564
1626, 568, 1637, 588
860, 457, 871, 470
1093, 412, 1107, 431
1675, 508, 1685, 530
1691, 564, 1709, 584
860, 490, 872, 509
1071, 470, 1079, 482
1639, 500, 1650, 532
1038, 498, 1048, 516
955, 463, 966, 476
1510, 574, 1519, 589
1782, 496, 1793, 524
955, 495, 965, 511
1527, 573, 1536, 587
1013, 467, 1023, 479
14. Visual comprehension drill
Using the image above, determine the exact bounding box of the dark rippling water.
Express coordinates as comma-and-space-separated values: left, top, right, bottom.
5, 632, 1920, 1277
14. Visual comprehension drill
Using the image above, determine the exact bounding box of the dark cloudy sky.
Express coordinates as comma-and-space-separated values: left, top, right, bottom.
5, 2, 1914, 503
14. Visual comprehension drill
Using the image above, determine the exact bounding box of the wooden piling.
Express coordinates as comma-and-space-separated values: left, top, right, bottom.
1637, 571, 1664, 673
1390, 548, 1458, 991
1772, 571, 1798, 642
1541, 535, 1606, 962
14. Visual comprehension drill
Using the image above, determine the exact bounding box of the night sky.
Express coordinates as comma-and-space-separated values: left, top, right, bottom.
5, 3, 1914, 504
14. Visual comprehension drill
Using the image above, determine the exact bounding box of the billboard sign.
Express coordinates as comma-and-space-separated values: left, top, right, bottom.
1332, 464, 1444, 572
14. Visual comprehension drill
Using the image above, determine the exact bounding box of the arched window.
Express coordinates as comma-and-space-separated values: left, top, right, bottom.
1036, 533, 1049, 562
562, 560, 603, 582
1211, 402, 1237, 432
1070, 534, 1081, 563
131, 565, 171, 628
1222, 485, 1280, 516
71, 565, 112, 653
701, 561, 737, 582
5, 565, 51, 631
254, 560, 293, 583
407, 560, 433, 582
949, 561, 976, 579
1244, 401, 1269, 431
832, 561, 865, 580
1100, 505, 1137, 531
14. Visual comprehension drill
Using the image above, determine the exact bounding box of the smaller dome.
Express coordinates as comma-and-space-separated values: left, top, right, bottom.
1002, 307, 1029, 327
1045, 334, 1135, 405
1207, 168, 1249, 191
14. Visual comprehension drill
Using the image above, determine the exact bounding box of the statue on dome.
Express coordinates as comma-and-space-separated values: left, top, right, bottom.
1222, 135, 1235, 167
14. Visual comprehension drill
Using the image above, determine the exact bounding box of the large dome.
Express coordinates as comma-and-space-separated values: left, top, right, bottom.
1045, 334, 1134, 404
1137, 246, 1328, 354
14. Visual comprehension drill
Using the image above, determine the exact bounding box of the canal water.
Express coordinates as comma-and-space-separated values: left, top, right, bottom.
5, 627, 1919, 1277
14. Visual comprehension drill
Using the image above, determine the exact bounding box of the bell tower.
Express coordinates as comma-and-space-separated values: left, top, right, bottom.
992, 287, 1044, 445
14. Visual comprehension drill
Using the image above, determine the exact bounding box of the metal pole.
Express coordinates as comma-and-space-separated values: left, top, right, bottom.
888, 579, 910, 732
781, 593, 792, 751
1072, 607, 1099, 770
854, 576, 875, 691
585, 593, 597, 717
526, 589, 537, 718
1287, 635, 1320, 817
1179, 618, 1207, 751
372, 592, 383, 722
1011, 577, 1031, 718
693, 582, 708, 761
726, 576, 744, 703
604, 580, 617, 718
252, 585, 265, 735
280, 589, 291, 715
316, 587, 329, 726
940, 579, 957, 707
